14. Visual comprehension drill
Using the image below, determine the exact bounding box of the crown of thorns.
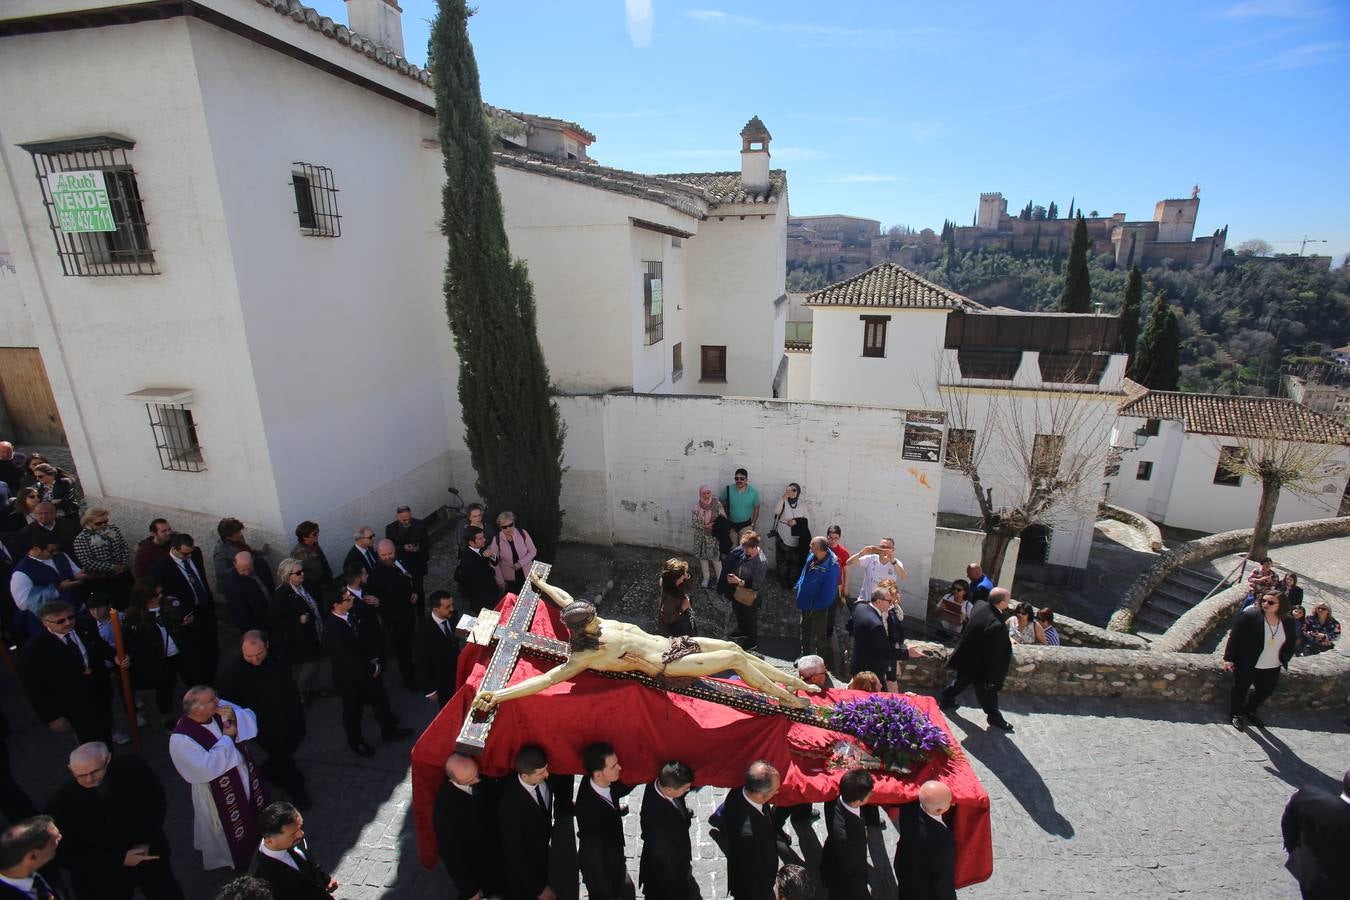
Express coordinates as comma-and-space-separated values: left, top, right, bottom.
561, 600, 596, 629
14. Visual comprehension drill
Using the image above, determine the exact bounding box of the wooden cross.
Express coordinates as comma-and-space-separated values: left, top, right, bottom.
455, 559, 839, 756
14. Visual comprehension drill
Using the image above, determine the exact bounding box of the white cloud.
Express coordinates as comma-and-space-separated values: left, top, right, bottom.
625, 0, 654, 48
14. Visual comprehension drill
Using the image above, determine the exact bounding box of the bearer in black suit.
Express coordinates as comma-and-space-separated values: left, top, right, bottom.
453, 527, 499, 617
498, 745, 557, 900
893, 780, 956, 900
385, 505, 430, 598
938, 587, 1015, 733
0, 816, 65, 900
221, 550, 274, 634
638, 761, 699, 900
819, 769, 873, 900
368, 539, 419, 687
218, 631, 312, 809
433, 753, 503, 900
16, 600, 116, 744
1281, 770, 1350, 900
322, 590, 411, 757
575, 742, 635, 900
849, 588, 895, 684
413, 591, 461, 707
46, 742, 184, 900
248, 801, 336, 900
708, 760, 781, 900
150, 533, 217, 685
343, 527, 378, 579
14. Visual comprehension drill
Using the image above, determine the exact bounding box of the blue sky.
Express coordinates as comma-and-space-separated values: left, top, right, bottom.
312, 0, 1350, 261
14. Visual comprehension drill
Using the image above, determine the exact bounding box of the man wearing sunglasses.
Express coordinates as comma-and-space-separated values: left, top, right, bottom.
17, 599, 118, 744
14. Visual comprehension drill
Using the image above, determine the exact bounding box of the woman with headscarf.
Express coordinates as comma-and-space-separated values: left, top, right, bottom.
772, 482, 810, 588
690, 486, 726, 588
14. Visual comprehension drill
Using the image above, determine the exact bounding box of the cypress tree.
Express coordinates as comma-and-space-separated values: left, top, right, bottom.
1047, 200, 1058, 220
1067, 196, 1075, 220
1058, 215, 1092, 312
1130, 291, 1180, 390
1120, 265, 1142, 366
430, 0, 565, 556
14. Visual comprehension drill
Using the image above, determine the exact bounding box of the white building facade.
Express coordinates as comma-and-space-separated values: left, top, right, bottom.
792, 263, 1128, 585
1106, 391, 1350, 534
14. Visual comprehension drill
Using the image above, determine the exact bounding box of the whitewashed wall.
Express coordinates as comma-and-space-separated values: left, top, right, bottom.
556, 393, 945, 622
1107, 417, 1350, 534
808, 306, 949, 408
931, 526, 1019, 591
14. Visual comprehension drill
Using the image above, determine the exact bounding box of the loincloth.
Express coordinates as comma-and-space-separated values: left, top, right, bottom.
661, 636, 702, 667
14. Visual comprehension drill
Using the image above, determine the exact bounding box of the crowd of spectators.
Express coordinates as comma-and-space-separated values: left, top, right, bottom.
1241, 557, 1338, 656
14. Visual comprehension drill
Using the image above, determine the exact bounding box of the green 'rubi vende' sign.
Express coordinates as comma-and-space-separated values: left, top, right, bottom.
46, 170, 117, 233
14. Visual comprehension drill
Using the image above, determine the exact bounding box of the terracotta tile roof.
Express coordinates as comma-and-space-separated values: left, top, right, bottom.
1121, 377, 1149, 400
493, 150, 710, 219
655, 170, 787, 206
785, 338, 812, 352
1119, 391, 1350, 445
804, 262, 982, 310
253, 0, 432, 86
496, 109, 597, 143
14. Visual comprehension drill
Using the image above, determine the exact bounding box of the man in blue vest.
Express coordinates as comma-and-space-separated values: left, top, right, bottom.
10, 533, 87, 639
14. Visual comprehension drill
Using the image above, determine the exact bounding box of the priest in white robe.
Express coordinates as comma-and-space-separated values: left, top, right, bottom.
168, 685, 268, 870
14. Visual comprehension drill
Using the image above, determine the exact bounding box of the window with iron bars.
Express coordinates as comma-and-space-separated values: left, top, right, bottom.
292, 163, 341, 237
146, 403, 206, 472
22, 135, 156, 276
643, 261, 663, 345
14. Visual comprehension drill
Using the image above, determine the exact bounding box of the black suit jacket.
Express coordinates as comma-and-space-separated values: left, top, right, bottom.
324, 612, 382, 694
498, 777, 554, 900
16, 625, 113, 726
454, 547, 499, 614
385, 517, 430, 576
413, 613, 460, 703
368, 562, 418, 625
270, 585, 325, 664
1281, 786, 1350, 899
248, 843, 333, 900
709, 788, 778, 900
894, 802, 956, 900
575, 780, 633, 898
850, 600, 893, 681
946, 600, 1012, 688
1224, 607, 1298, 672
222, 569, 273, 634
217, 651, 306, 755
151, 549, 213, 614
0, 873, 66, 900
639, 783, 697, 900
433, 779, 503, 899
344, 545, 377, 579
819, 798, 869, 899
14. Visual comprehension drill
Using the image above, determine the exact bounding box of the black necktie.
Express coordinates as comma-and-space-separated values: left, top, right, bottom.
33, 873, 57, 900
182, 560, 204, 600
64, 633, 85, 667
439, 619, 451, 639
535, 784, 548, 812
364, 548, 376, 569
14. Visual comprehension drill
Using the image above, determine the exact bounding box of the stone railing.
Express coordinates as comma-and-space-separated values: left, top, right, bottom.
1107, 515, 1350, 633
1099, 502, 1164, 551
897, 643, 1348, 710
1052, 612, 1150, 650
1150, 582, 1248, 654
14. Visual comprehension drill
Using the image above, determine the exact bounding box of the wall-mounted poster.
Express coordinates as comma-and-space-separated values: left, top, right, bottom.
902, 411, 944, 462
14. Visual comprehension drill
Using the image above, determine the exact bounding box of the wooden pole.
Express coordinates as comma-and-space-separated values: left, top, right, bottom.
109, 612, 141, 752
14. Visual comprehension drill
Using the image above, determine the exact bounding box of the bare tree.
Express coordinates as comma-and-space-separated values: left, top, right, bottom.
931, 356, 1119, 576
1235, 238, 1273, 257
1214, 437, 1347, 560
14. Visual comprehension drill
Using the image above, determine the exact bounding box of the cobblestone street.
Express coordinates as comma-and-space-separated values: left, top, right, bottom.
2, 540, 1344, 898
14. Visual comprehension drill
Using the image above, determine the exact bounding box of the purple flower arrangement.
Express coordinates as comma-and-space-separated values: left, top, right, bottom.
827, 695, 952, 772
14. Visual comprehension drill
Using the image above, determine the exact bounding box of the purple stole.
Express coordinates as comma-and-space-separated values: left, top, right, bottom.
174, 713, 270, 870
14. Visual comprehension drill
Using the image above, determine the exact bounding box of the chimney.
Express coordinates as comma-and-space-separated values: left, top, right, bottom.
739, 115, 771, 196
345, 0, 405, 58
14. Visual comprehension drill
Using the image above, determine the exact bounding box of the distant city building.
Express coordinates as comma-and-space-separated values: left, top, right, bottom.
1282, 365, 1350, 424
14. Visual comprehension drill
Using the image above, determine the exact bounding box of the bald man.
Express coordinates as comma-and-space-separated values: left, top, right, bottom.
218, 632, 310, 810
46, 742, 184, 899
221, 551, 273, 634
894, 780, 956, 900
432, 753, 503, 899
368, 538, 420, 686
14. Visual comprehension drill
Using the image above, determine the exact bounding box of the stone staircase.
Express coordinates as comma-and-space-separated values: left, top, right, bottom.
1134, 566, 1224, 636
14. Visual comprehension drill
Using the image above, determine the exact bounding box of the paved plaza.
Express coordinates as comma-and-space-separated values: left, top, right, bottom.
2, 536, 1344, 897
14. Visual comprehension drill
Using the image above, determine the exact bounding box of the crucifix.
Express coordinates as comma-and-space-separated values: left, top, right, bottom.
455, 561, 835, 756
